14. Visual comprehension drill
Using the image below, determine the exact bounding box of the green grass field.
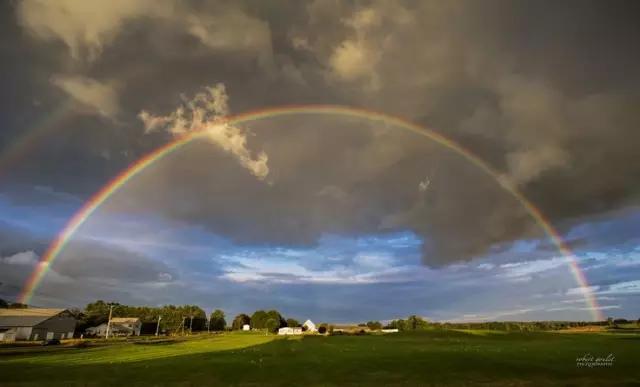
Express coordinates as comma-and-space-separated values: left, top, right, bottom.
1, 330, 639, 386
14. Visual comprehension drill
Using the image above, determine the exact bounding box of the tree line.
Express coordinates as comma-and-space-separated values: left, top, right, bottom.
66, 300, 301, 335
382, 316, 640, 332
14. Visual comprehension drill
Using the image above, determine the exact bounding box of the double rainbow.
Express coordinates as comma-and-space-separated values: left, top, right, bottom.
17, 105, 604, 320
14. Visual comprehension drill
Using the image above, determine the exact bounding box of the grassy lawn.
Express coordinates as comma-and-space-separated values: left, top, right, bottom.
1, 330, 638, 386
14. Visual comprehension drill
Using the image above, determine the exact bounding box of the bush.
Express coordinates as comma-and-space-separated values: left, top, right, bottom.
318, 325, 327, 334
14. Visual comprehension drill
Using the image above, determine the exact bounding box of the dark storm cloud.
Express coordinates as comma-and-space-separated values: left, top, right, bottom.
3, 0, 639, 267
52, 240, 177, 282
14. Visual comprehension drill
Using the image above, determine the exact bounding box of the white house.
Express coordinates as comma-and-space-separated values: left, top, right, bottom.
278, 327, 303, 335
110, 317, 141, 336
302, 320, 317, 332
86, 317, 141, 337
242, 324, 250, 331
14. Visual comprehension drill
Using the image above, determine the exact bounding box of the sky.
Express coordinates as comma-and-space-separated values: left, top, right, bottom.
0, 0, 639, 323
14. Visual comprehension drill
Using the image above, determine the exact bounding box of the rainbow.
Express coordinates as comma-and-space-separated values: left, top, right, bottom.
17, 105, 604, 320
0, 101, 74, 180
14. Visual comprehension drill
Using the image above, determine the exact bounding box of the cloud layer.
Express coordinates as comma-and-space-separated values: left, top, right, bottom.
1, 1, 639, 319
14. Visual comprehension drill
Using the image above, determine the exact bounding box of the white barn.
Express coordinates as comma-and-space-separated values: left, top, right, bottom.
302, 320, 317, 332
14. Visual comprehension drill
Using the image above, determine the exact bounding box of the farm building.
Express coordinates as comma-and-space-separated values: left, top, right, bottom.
86, 317, 141, 337
0, 308, 76, 341
278, 327, 303, 335
0, 328, 17, 342
302, 320, 317, 332
242, 324, 250, 331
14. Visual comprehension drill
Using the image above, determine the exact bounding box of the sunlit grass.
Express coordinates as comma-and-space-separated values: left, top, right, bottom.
3, 334, 279, 365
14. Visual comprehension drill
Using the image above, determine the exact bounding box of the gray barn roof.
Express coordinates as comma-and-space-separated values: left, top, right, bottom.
0, 308, 67, 328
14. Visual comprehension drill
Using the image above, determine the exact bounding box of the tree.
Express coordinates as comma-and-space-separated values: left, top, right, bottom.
406, 315, 428, 330
8, 302, 28, 309
265, 310, 286, 328
209, 309, 226, 331
366, 321, 382, 330
0, 298, 8, 308
318, 324, 328, 334
251, 310, 285, 330
286, 318, 300, 327
251, 310, 268, 329
232, 314, 251, 330
265, 318, 279, 333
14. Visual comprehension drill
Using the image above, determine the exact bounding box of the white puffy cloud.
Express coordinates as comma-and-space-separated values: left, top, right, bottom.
139, 84, 269, 180
1, 251, 39, 265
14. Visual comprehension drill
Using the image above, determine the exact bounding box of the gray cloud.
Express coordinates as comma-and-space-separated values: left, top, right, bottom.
2, 0, 639, 269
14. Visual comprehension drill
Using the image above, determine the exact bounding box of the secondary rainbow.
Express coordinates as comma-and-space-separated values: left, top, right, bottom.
18, 105, 604, 320
0, 101, 74, 180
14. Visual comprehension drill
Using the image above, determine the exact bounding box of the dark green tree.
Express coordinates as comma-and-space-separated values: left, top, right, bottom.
265, 318, 279, 333
251, 310, 268, 329
0, 298, 8, 308
209, 309, 226, 331
232, 314, 251, 330
286, 318, 300, 327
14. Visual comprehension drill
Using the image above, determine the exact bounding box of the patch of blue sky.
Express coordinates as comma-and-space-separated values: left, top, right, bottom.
0, 193, 74, 237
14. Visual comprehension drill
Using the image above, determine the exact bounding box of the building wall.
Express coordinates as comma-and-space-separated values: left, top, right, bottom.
31, 314, 76, 340
278, 327, 303, 335
0, 329, 17, 342
15, 327, 33, 340
118, 322, 141, 335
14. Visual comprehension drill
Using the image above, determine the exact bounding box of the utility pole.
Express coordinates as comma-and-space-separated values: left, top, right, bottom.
155, 315, 162, 336
189, 315, 194, 334
181, 316, 185, 336
105, 305, 114, 339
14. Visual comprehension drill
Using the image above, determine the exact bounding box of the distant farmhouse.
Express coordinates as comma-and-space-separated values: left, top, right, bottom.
86, 317, 141, 337
302, 319, 317, 332
278, 326, 303, 335
278, 320, 317, 335
0, 308, 76, 341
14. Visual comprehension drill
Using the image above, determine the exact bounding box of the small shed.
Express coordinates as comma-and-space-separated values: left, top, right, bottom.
242, 324, 250, 331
